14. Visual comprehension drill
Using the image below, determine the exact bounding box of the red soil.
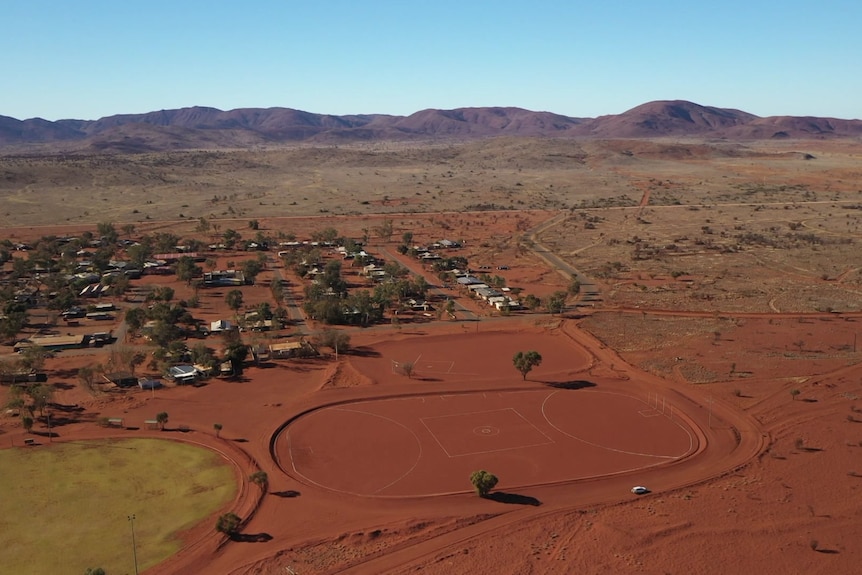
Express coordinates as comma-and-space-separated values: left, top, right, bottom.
3, 214, 861, 574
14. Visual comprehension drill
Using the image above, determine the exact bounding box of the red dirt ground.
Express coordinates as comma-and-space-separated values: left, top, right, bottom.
278, 388, 696, 497
4, 212, 862, 574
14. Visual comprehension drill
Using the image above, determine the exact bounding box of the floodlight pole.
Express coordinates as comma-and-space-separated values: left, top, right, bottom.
128, 514, 139, 575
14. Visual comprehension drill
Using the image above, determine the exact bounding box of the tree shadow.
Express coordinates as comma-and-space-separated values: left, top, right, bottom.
52, 382, 77, 390
271, 490, 301, 498
31, 430, 59, 438
816, 548, 840, 554
543, 380, 597, 390
233, 438, 249, 443
231, 532, 273, 543
486, 492, 541, 506
802, 398, 818, 403
48, 403, 84, 413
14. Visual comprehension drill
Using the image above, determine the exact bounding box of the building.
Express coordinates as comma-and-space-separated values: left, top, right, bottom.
167, 365, 200, 384
14, 334, 86, 352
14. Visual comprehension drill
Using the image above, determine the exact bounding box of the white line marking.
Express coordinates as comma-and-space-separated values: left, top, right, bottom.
541, 390, 695, 459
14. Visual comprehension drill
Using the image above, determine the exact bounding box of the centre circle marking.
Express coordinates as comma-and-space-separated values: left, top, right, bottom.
473, 425, 500, 436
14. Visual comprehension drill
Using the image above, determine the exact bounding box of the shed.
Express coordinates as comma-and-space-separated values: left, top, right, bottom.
210, 319, 233, 332
168, 365, 199, 384
104, 372, 138, 388
138, 379, 163, 390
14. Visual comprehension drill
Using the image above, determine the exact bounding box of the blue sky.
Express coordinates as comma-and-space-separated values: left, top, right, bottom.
3, 0, 860, 121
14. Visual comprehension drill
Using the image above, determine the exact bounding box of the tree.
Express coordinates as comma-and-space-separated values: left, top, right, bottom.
78, 365, 99, 396
84, 568, 107, 575
222, 331, 249, 376
124, 307, 146, 333
25, 383, 54, 418
250, 470, 268, 491
223, 229, 241, 249
513, 351, 542, 380
215, 512, 242, 537
241, 259, 264, 283
213, 423, 223, 438
175, 256, 201, 286
226, 289, 244, 314
790, 389, 801, 401
97, 222, 118, 245
156, 411, 169, 430
544, 291, 567, 315
21, 415, 34, 434
314, 328, 351, 355
374, 219, 394, 242
401, 362, 414, 379
18, 345, 48, 372
469, 470, 498, 497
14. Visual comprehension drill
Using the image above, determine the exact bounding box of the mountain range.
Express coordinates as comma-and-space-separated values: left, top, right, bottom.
1, 100, 860, 153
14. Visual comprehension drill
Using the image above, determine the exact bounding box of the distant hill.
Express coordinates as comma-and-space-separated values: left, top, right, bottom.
1, 100, 860, 153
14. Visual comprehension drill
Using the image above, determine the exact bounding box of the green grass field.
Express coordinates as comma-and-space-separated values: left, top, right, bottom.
0, 438, 237, 574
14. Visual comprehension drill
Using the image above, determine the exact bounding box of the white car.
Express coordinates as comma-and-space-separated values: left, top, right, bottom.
631, 486, 649, 495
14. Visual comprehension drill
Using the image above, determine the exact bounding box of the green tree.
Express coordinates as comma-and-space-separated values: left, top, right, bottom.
84, 568, 107, 575
25, 383, 55, 418
513, 351, 542, 380
469, 470, 499, 497
241, 259, 264, 283
156, 411, 169, 430
223, 229, 241, 249
175, 256, 201, 286
21, 415, 34, 434
213, 423, 223, 438
97, 222, 118, 245
544, 291, 567, 315
215, 512, 242, 537
222, 331, 248, 376
250, 470, 268, 491
522, 294, 541, 311
226, 289, 244, 314
18, 345, 48, 372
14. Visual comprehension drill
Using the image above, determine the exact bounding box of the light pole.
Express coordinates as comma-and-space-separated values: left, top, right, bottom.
128, 514, 139, 575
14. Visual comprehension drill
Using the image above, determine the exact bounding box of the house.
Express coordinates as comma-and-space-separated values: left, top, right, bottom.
202, 270, 245, 287
168, 365, 200, 384
269, 340, 316, 359
210, 319, 233, 333
79, 284, 110, 298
